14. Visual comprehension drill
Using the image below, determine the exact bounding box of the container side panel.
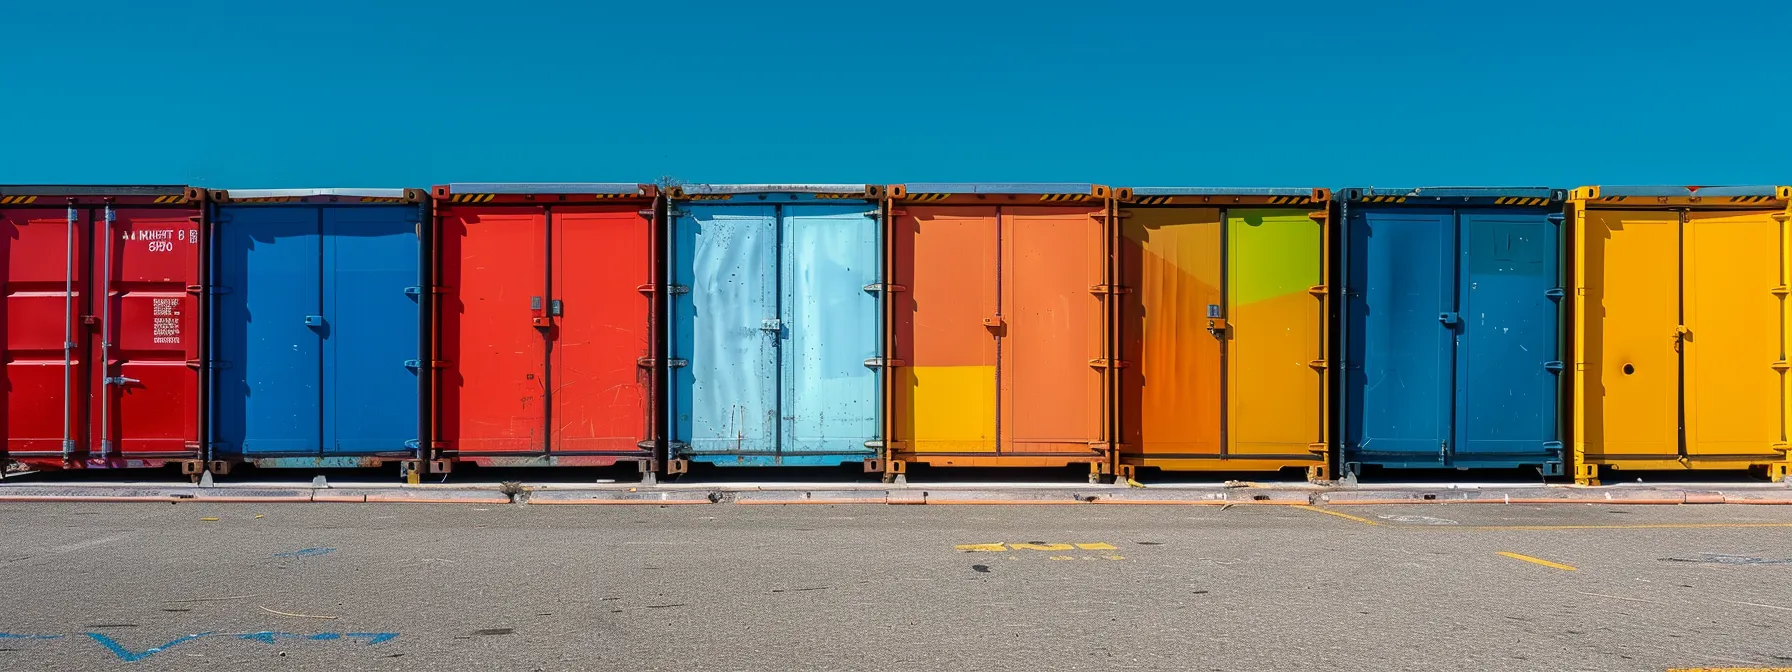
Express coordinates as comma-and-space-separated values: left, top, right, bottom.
1457, 211, 1560, 459
550, 207, 652, 452
1684, 210, 1784, 459
322, 207, 419, 455
1119, 207, 1222, 457
102, 209, 201, 456
213, 206, 320, 456
1582, 210, 1680, 459
1004, 207, 1102, 453
3, 209, 89, 453
441, 208, 547, 453
1228, 209, 1324, 456
1345, 209, 1453, 462
782, 204, 880, 456
675, 206, 778, 455
894, 207, 998, 453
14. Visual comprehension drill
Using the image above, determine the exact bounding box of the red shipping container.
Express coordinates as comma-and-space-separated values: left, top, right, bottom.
1, 186, 205, 474
430, 184, 659, 475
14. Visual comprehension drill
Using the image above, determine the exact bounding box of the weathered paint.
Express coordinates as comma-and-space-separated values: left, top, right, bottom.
1, 186, 203, 469
668, 187, 882, 467
1573, 185, 1792, 482
210, 194, 421, 464
1341, 188, 1563, 473
890, 184, 1109, 469
1115, 193, 1326, 475
433, 184, 657, 469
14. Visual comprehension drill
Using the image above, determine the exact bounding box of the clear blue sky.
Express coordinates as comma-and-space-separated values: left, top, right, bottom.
5, 0, 1788, 188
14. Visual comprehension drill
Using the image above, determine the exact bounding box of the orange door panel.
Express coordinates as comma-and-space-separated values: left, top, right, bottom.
1119, 207, 1222, 457
1002, 207, 1104, 455
893, 207, 998, 453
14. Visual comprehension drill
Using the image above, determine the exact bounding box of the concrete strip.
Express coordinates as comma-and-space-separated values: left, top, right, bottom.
524, 489, 716, 505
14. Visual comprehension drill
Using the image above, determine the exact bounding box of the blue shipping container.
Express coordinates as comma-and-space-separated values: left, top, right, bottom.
1339, 188, 1566, 475
208, 189, 425, 469
667, 186, 883, 467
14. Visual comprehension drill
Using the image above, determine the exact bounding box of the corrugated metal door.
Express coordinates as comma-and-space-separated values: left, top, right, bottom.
1119, 208, 1222, 457
1347, 209, 1454, 460
1003, 208, 1102, 454
4, 208, 91, 454
674, 205, 779, 455
1581, 210, 1680, 457
440, 208, 547, 452
550, 208, 652, 453
1228, 210, 1323, 456
214, 207, 321, 456
1456, 212, 1559, 456
99, 208, 200, 456
321, 207, 419, 455
781, 204, 879, 456
1684, 211, 1784, 458
895, 207, 998, 453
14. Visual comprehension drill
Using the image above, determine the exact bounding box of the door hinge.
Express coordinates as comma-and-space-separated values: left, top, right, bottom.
1309, 360, 1328, 369
862, 211, 881, 219
1307, 284, 1328, 296
863, 357, 905, 368
404, 439, 422, 449
636, 439, 661, 450
1546, 213, 1566, 224
637, 209, 656, 219
667, 284, 690, 295
863, 439, 885, 449
1543, 361, 1565, 373
663, 358, 689, 368
863, 283, 907, 293
1308, 442, 1328, 454
1088, 284, 1131, 295
404, 286, 423, 297
667, 208, 687, 218
1542, 441, 1564, 452
185, 284, 204, 295
1773, 361, 1790, 372
1545, 288, 1565, 300
1773, 286, 1790, 297
1770, 212, 1789, 223
404, 359, 448, 370
1088, 358, 1129, 368
637, 283, 658, 294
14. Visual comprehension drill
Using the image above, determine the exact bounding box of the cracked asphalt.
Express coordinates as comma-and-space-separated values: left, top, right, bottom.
2, 502, 1790, 671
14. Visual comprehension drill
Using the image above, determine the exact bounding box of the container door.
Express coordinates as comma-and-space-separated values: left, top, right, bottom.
894, 207, 998, 453
1002, 207, 1103, 455
1580, 210, 1679, 458
1346, 209, 1454, 462
674, 205, 778, 456
99, 208, 199, 457
3, 207, 90, 455
1683, 210, 1785, 459
440, 207, 548, 453
1456, 211, 1560, 459
781, 203, 880, 457
1119, 207, 1222, 457
1228, 209, 1324, 457
550, 207, 652, 453
213, 206, 321, 456
322, 206, 419, 456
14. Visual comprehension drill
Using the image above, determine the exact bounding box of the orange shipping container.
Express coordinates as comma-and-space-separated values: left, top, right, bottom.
885, 184, 1114, 481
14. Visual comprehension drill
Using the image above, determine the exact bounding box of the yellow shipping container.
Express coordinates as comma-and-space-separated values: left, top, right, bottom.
1572, 185, 1792, 484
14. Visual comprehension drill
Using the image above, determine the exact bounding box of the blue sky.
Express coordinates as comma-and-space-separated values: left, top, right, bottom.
4, 0, 1788, 188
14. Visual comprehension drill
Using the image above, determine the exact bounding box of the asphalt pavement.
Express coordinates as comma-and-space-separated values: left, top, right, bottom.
2, 502, 1790, 671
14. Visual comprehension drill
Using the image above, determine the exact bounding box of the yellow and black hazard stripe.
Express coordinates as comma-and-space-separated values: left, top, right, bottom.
1598, 196, 1628, 202
683, 194, 732, 201
152, 195, 188, 204
1362, 195, 1408, 204
1039, 194, 1091, 202
1133, 195, 1173, 205
359, 197, 408, 203
1267, 195, 1311, 205
905, 193, 949, 202
0, 196, 39, 204
814, 192, 869, 199
234, 196, 299, 203
591, 193, 641, 199
449, 193, 496, 203
1727, 195, 1777, 204
1494, 197, 1552, 206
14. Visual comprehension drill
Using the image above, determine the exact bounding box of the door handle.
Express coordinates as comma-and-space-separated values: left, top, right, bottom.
531, 296, 551, 328
983, 315, 1004, 328
104, 376, 141, 386
1438, 312, 1460, 326
303, 315, 325, 327
1206, 318, 1227, 337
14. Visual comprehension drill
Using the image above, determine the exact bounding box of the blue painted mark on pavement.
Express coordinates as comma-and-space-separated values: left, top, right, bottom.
84, 632, 216, 662
0, 633, 64, 639
272, 547, 336, 558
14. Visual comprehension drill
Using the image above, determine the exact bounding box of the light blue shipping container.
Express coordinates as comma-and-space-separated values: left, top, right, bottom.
1339, 187, 1566, 476
208, 189, 425, 470
667, 185, 883, 468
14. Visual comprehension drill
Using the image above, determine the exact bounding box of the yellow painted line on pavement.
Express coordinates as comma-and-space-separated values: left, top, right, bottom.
1465, 523, 1792, 531
1668, 668, 1792, 671
1497, 551, 1577, 571
1292, 505, 1382, 526
955, 543, 1008, 552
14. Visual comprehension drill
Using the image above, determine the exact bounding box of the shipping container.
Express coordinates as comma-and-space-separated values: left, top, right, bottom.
206, 189, 426, 475
1113, 188, 1330, 480
0, 185, 206, 475
431, 184, 659, 476
885, 183, 1113, 481
1337, 188, 1566, 477
1572, 185, 1792, 484
664, 185, 884, 471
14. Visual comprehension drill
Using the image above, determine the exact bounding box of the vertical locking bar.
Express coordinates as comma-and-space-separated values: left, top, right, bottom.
62, 206, 77, 459
99, 205, 115, 457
